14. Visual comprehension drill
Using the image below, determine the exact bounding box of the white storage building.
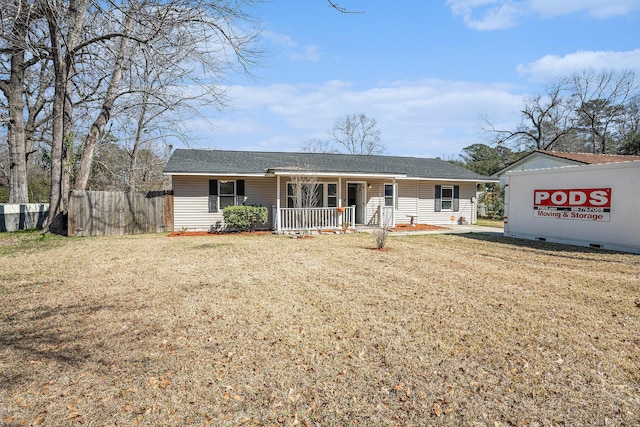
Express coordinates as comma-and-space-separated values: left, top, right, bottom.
503, 160, 640, 254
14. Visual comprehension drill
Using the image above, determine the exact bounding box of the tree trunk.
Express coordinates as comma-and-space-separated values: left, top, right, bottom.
128, 94, 149, 193
1, 6, 31, 204
45, 0, 89, 234
74, 13, 133, 190
6, 70, 29, 203
47, 17, 67, 234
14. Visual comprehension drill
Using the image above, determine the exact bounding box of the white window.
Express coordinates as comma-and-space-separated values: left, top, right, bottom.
287, 183, 296, 208
287, 183, 324, 208
327, 183, 338, 207
219, 180, 236, 210
384, 184, 394, 207
441, 186, 453, 211
209, 179, 245, 212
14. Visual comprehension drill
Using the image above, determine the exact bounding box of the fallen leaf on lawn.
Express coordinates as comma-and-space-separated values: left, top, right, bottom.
433, 402, 442, 417
67, 412, 81, 420
33, 413, 47, 426
159, 376, 171, 389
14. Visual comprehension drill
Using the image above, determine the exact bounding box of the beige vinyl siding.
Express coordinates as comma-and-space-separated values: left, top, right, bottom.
244, 177, 278, 228
396, 181, 419, 225
173, 175, 479, 229
416, 183, 434, 223
173, 175, 277, 231
173, 176, 212, 231
418, 181, 476, 225
362, 179, 386, 226
367, 180, 477, 226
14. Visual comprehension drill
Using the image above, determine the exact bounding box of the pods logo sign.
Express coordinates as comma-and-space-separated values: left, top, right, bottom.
533, 188, 611, 221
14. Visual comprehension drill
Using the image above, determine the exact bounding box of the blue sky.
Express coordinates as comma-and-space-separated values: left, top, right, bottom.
184, 0, 640, 159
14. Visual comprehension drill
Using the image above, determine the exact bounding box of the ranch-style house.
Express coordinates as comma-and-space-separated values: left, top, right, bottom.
163, 149, 496, 232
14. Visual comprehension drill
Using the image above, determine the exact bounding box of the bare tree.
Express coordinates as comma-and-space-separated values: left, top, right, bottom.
3, 0, 344, 217
72, 0, 260, 193
330, 113, 384, 155
37, 0, 261, 233
73, 10, 136, 191
617, 95, 640, 154
301, 138, 339, 153
288, 165, 321, 235
45, 0, 91, 233
0, 141, 8, 193
0, 0, 50, 203
326, 1, 362, 13
570, 69, 638, 153
484, 69, 639, 155
87, 141, 167, 192
484, 82, 574, 151
112, 13, 219, 193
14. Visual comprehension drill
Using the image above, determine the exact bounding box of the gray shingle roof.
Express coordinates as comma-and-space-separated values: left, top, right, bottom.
492, 150, 640, 178
164, 149, 492, 181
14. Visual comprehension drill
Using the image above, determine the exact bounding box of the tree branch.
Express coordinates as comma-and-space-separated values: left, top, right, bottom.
327, 0, 363, 13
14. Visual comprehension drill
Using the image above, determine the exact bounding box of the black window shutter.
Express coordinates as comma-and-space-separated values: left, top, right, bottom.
435, 185, 442, 212
236, 179, 245, 196
209, 179, 218, 195
209, 180, 218, 212
453, 185, 460, 212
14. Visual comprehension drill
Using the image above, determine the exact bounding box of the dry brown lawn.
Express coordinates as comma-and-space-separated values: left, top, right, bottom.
1, 231, 639, 426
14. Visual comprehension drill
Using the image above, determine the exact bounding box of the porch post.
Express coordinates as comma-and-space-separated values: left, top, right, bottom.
276, 175, 281, 232
392, 177, 397, 227
337, 177, 343, 227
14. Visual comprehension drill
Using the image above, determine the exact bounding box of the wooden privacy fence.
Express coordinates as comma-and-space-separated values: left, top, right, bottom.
68, 190, 173, 237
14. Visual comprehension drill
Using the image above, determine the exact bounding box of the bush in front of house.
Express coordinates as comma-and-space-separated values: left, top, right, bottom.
223, 205, 268, 232
372, 226, 390, 249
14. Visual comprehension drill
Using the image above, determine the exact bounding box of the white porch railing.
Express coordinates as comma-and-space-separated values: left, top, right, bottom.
276, 206, 356, 232
380, 206, 394, 228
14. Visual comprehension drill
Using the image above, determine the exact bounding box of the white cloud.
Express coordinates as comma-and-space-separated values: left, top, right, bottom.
264, 30, 323, 62
530, 0, 640, 18
181, 79, 524, 158
517, 49, 640, 81
446, 0, 524, 30
447, 0, 640, 30
290, 44, 322, 62
264, 30, 298, 48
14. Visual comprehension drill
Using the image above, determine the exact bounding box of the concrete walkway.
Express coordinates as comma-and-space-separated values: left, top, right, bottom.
367, 224, 505, 237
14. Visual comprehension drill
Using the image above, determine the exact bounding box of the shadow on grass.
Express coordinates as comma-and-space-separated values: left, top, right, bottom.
0, 230, 67, 257
1, 304, 108, 364
0, 301, 160, 390
450, 231, 632, 259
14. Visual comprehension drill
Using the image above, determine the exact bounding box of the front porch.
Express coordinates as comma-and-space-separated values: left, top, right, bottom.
272, 205, 394, 233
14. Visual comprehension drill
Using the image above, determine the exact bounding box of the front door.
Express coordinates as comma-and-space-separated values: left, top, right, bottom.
347, 182, 366, 224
